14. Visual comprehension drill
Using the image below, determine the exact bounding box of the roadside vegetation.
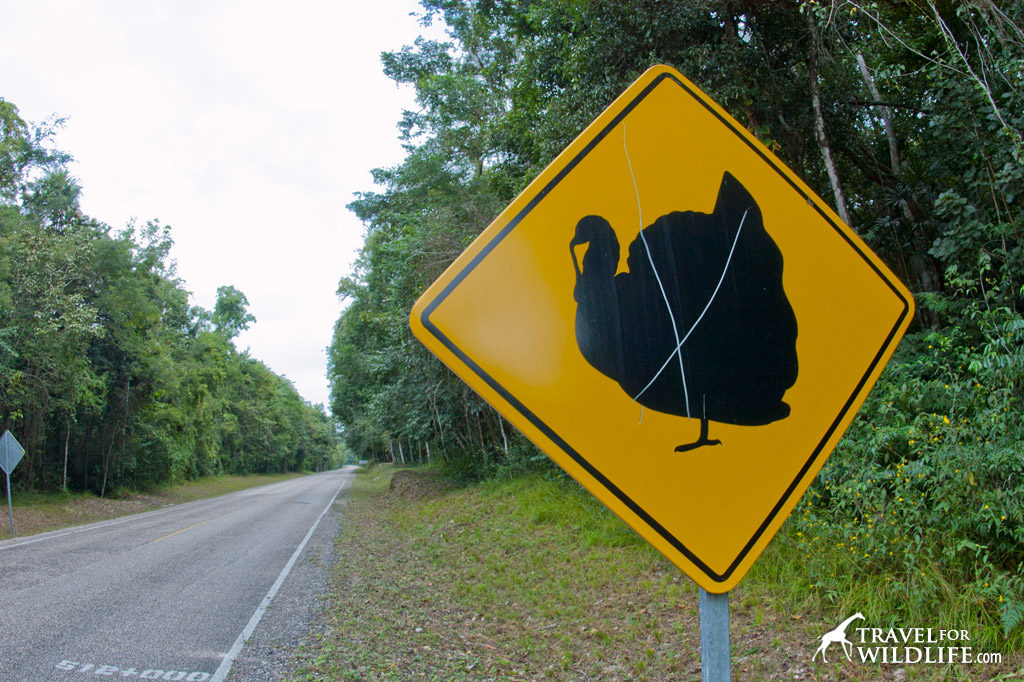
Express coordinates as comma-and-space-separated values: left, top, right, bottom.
3, 471, 307, 538
327, 0, 1024, 660
0, 101, 342, 496
291, 465, 1022, 680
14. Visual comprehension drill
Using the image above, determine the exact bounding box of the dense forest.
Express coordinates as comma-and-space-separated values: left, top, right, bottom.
329, 1, 1024, 634
0, 100, 340, 495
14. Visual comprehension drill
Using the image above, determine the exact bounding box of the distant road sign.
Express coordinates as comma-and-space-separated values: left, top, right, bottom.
2, 429, 24, 535
0, 430, 23, 475
411, 65, 913, 592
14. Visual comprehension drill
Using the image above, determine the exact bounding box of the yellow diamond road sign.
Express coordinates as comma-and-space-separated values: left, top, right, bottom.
410, 65, 914, 593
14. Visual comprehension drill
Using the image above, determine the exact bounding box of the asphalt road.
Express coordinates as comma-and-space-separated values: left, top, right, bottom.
0, 467, 354, 682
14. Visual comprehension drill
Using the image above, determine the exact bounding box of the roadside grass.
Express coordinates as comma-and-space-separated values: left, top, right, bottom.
145, 471, 309, 502
753, 526, 1020, 653
3, 471, 308, 538
292, 465, 1024, 681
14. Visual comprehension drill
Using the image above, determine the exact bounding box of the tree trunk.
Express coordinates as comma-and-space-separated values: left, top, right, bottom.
62, 422, 70, 491
21, 407, 34, 487
806, 12, 851, 226
83, 424, 93, 491
855, 54, 901, 178
120, 378, 130, 487
477, 413, 487, 469
100, 437, 114, 498
496, 411, 509, 457
429, 388, 446, 446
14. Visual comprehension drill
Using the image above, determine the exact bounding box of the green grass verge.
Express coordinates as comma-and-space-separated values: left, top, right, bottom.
143, 471, 309, 503
4, 471, 308, 538
291, 465, 1023, 681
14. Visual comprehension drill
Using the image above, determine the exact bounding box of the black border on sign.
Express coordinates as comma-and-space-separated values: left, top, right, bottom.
419, 71, 913, 583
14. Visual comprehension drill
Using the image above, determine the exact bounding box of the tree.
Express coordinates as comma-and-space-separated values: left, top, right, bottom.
0, 97, 340, 493
212, 285, 255, 340
331, 0, 1024, 481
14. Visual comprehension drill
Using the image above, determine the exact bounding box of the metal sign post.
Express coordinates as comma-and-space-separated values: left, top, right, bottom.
5, 470, 12, 536
0, 430, 25, 536
699, 588, 730, 681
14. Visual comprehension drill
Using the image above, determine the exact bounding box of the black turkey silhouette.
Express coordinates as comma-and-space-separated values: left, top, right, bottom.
570, 172, 798, 452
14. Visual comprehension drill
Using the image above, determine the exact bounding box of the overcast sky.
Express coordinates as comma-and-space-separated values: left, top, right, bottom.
0, 0, 441, 409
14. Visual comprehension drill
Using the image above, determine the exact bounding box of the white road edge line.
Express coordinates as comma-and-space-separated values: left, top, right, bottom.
210, 473, 351, 682
0, 506, 182, 551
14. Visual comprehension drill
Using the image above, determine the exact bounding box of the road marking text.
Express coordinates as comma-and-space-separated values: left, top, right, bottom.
56, 660, 210, 680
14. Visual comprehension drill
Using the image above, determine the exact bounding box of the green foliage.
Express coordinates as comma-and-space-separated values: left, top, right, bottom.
0, 98, 69, 204
0, 98, 341, 494
212, 284, 256, 340
333, 0, 1019, 462
790, 288, 1024, 644
327, 0, 1024, 647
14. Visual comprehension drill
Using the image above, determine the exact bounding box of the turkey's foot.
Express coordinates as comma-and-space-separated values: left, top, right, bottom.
674, 436, 722, 452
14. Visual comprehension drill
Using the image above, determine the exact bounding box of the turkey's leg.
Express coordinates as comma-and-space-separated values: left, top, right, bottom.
675, 395, 721, 452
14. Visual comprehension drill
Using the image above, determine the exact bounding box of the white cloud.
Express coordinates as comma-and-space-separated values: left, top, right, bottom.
0, 0, 444, 408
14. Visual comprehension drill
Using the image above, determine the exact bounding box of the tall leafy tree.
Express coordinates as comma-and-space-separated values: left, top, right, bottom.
212, 284, 256, 340
0, 98, 341, 493
331, 0, 1024, 475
